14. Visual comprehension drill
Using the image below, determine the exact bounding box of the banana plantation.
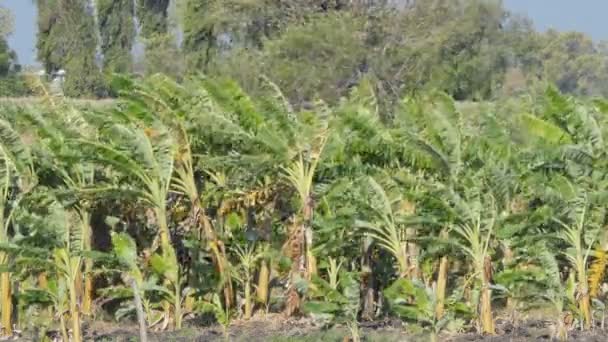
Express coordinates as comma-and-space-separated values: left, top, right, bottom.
1, 74, 608, 341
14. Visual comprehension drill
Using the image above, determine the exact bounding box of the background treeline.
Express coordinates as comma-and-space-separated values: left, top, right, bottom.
3, 0, 608, 104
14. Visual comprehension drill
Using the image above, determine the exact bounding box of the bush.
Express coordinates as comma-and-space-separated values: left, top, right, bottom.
0, 74, 32, 97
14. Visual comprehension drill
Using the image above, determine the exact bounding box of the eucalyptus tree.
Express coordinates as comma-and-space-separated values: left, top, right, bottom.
36, 0, 106, 96
97, 0, 137, 73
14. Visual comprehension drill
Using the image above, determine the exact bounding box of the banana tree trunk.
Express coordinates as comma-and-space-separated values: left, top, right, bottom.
175, 279, 182, 329
59, 314, 69, 342
74, 269, 83, 304
0, 208, 10, 337
199, 211, 233, 310
156, 208, 172, 250
406, 228, 420, 280
580, 292, 592, 330
361, 236, 376, 320
283, 220, 305, 316
435, 256, 449, 319
284, 195, 316, 316
0, 269, 11, 336
555, 313, 569, 341
244, 276, 252, 320
38, 272, 48, 289
131, 278, 148, 342
82, 265, 93, 316
81, 213, 93, 316
304, 197, 316, 279
502, 243, 516, 322
398, 243, 409, 278
480, 256, 494, 335
155, 208, 182, 330
256, 259, 270, 308
578, 267, 592, 329
69, 278, 82, 342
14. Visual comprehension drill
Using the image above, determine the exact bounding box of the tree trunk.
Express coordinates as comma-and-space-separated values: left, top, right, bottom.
576, 256, 592, 329
579, 273, 592, 329
283, 220, 305, 316
38, 272, 48, 289
82, 260, 94, 316
406, 227, 420, 280
156, 208, 181, 330
74, 269, 83, 307
59, 314, 69, 342
284, 194, 316, 317
0, 270, 11, 336
555, 314, 569, 341
131, 278, 148, 342
244, 278, 252, 319
480, 280, 494, 334
480, 256, 494, 335
199, 207, 233, 310
156, 208, 172, 252
70, 279, 82, 342
175, 279, 182, 329
360, 236, 376, 320
435, 256, 449, 319
304, 197, 316, 279
256, 259, 270, 308
398, 243, 409, 278
82, 213, 93, 316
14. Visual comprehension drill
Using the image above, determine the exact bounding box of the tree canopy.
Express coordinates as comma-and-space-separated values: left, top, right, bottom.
0, 0, 600, 101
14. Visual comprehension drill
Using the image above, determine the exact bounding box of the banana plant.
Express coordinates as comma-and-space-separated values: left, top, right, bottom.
231, 244, 261, 319
282, 130, 329, 276
303, 266, 361, 342
356, 177, 408, 277
14, 195, 89, 342
553, 194, 599, 330
112, 231, 148, 342
200, 293, 232, 341
356, 177, 428, 278
108, 227, 194, 332
22, 101, 101, 316
448, 187, 497, 335
0, 109, 36, 337
384, 277, 470, 342
71, 120, 183, 328
535, 244, 572, 341
111, 74, 237, 310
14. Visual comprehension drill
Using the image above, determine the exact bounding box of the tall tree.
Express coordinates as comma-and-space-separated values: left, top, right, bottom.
0, 7, 17, 75
36, 0, 106, 97
98, 0, 136, 74
137, 0, 171, 37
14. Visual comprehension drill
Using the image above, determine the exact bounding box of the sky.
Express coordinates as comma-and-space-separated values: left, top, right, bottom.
2, 0, 608, 66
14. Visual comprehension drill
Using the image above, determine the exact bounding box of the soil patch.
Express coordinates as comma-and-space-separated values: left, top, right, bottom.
13, 316, 608, 341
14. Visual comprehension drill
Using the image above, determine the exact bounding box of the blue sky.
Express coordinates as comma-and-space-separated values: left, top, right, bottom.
2, 0, 608, 66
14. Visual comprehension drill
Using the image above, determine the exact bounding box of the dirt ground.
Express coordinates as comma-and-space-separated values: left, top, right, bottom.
16, 315, 608, 341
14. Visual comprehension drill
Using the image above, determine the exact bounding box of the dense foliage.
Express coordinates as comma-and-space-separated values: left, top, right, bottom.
0, 74, 607, 341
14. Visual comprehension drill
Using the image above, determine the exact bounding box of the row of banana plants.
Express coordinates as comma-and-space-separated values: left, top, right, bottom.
0, 74, 608, 341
